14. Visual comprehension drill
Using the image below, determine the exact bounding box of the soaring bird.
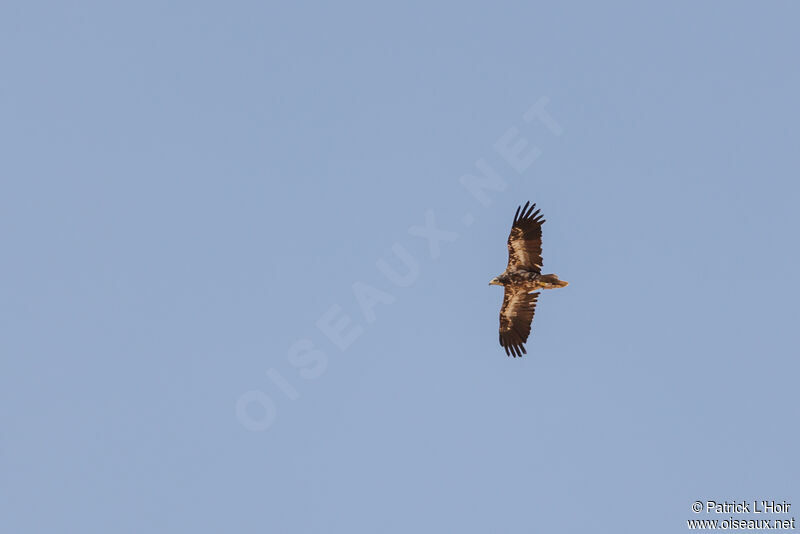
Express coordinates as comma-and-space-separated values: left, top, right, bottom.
489, 202, 568, 357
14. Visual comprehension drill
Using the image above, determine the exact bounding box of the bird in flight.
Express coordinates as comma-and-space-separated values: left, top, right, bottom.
489, 202, 568, 357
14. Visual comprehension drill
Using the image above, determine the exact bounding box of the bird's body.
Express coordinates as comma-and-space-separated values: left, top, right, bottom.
489, 202, 567, 357
492, 270, 566, 289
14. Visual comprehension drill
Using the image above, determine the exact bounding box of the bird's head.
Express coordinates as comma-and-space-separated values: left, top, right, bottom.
488, 277, 503, 286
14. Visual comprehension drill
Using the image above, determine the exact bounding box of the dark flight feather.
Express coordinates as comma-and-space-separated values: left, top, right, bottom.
506, 201, 545, 272
498, 287, 539, 357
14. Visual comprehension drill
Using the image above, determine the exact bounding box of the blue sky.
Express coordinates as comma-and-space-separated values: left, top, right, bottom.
2, 2, 799, 532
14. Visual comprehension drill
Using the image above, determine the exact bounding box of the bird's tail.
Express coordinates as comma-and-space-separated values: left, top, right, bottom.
538, 274, 569, 289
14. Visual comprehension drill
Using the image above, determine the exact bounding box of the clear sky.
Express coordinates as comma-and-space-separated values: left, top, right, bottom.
2, 2, 799, 533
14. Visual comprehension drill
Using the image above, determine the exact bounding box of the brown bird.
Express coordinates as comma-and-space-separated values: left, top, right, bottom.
489, 202, 568, 357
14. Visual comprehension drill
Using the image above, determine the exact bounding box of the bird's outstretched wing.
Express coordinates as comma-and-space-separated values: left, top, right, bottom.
499, 287, 539, 357
506, 201, 544, 272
